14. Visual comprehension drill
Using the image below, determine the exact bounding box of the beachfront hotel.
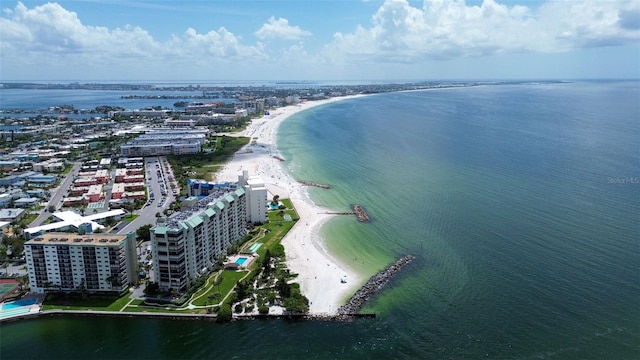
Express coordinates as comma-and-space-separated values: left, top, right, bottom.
24, 232, 138, 294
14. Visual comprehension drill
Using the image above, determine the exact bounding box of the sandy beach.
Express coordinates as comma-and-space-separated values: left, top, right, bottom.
214, 96, 366, 314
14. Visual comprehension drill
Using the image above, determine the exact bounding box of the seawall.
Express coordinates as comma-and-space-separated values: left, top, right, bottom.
0, 310, 376, 324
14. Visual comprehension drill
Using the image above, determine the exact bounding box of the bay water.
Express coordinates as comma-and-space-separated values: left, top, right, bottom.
1, 81, 638, 359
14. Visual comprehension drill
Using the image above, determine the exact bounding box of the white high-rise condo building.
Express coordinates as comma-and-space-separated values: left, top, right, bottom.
25, 232, 138, 294
238, 170, 268, 224
150, 188, 248, 292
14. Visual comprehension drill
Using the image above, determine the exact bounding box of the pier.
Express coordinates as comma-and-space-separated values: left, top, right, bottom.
337, 255, 416, 315
299, 181, 331, 189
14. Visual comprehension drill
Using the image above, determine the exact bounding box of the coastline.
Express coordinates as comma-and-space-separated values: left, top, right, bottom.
214, 95, 368, 314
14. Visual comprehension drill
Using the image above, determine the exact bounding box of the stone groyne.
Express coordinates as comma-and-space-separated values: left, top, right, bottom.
337, 255, 415, 315
299, 181, 331, 189
352, 204, 370, 222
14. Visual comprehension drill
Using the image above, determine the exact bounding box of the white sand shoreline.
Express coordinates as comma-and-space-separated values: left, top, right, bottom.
214, 95, 367, 314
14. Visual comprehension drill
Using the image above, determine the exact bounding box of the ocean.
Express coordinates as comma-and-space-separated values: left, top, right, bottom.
1, 81, 638, 359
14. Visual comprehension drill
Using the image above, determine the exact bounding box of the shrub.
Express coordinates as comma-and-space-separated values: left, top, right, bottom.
217, 304, 232, 322
258, 305, 269, 315
234, 303, 243, 313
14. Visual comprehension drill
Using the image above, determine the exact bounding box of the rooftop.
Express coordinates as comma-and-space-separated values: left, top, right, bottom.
25, 232, 129, 246
160, 188, 245, 230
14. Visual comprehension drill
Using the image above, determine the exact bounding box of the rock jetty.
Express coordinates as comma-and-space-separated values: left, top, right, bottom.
352, 204, 370, 222
299, 181, 331, 189
337, 255, 415, 315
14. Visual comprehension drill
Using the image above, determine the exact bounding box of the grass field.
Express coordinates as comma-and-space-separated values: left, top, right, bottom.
41, 292, 131, 311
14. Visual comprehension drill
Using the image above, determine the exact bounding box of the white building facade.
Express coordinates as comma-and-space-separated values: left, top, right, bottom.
25, 232, 138, 294
238, 170, 268, 224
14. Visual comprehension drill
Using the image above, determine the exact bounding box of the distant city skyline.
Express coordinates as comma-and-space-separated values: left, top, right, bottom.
1, 0, 638, 81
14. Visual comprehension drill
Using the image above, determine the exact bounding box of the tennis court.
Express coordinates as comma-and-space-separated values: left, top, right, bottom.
0, 279, 20, 302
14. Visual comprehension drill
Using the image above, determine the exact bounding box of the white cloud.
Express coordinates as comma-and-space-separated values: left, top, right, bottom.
0, 1, 637, 79
324, 0, 640, 63
0, 2, 267, 62
255, 16, 312, 40
0, 2, 159, 57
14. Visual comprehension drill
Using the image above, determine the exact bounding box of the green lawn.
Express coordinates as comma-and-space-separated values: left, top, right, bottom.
124, 214, 139, 221
41, 292, 131, 311
192, 270, 248, 306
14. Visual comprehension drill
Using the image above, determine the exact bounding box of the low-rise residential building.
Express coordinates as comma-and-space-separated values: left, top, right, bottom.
26, 189, 47, 198
0, 160, 20, 171
0, 193, 11, 207
32, 158, 66, 173
99, 158, 111, 168
0, 208, 25, 222
62, 196, 88, 207
86, 184, 103, 202
95, 169, 110, 184
74, 177, 98, 187
14, 197, 39, 208
26, 173, 57, 187
0, 175, 22, 187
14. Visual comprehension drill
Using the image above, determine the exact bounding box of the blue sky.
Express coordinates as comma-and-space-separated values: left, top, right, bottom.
0, 0, 638, 81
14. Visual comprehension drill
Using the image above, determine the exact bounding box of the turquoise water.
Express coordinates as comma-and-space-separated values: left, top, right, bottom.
235, 257, 248, 266
1, 81, 638, 359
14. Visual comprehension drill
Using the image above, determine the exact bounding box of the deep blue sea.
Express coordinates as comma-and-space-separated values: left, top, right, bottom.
1, 81, 638, 359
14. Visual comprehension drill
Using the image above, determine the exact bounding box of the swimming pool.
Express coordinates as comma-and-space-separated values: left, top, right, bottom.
2, 298, 37, 310
235, 257, 248, 266
249, 243, 262, 253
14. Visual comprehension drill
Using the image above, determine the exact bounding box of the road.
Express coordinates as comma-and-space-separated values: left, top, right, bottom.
29, 162, 81, 227
116, 156, 176, 235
